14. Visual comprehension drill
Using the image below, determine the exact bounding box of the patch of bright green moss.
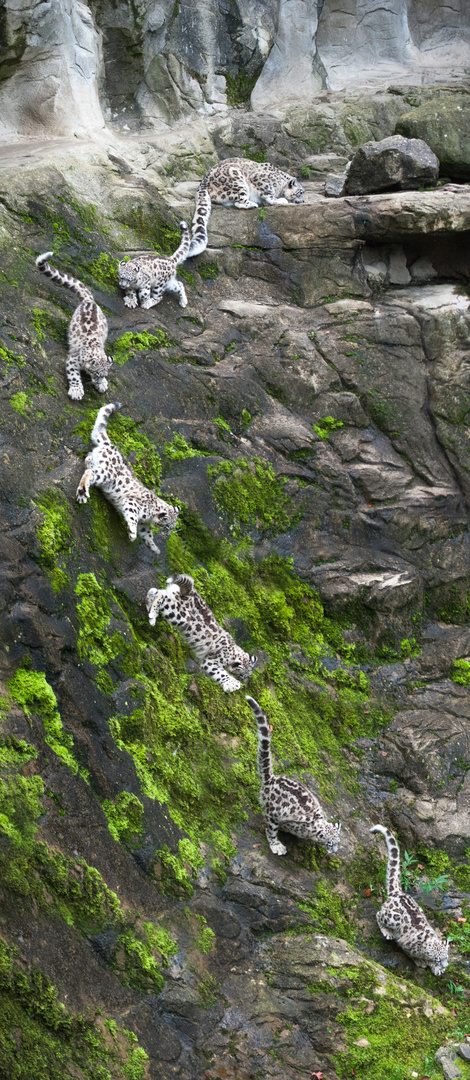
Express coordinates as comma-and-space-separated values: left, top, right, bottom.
164, 433, 207, 461
313, 415, 345, 440
8, 669, 86, 779
10, 391, 32, 416
0, 344, 25, 370
335, 989, 452, 1080
195, 915, 215, 954
0, 736, 37, 769
86, 252, 119, 290
102, 791, 144, 847
198, 261, 219, 280
207, 457, 302, 537
75, 573, 128, 668
0, 937, 148, 1080
451, 659, 470, 686
112, 329, 174, 366
36, 489, 72, 592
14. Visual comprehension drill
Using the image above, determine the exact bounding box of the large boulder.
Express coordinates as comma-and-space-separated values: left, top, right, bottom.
396, 94, 470, 180
343, 134, 439, 195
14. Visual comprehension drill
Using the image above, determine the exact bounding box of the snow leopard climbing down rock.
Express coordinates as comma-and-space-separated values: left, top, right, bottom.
76, 403, 179, 553
36, 252, 112, 400
246, 697, 341, 857
118, 220, 190, 309
146, 574, 257, 692
370, 825, 449, 975
188, 159, 305, 258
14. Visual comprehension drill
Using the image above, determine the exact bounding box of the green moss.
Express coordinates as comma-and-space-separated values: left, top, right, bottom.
112, 329, 174, 366
334, 989, 451, 1080
36, 489, 72, 592
0, 737, 37, 769
31, 308, 68, 348
198, 261, 219, 280
102, 792, 144, 847
0, 344, 25, 370
226, 70, 261, 107
313, 415, 345, 440
178, 266, 195, 285
239, 142, 267, 163
451, 659, 470, 686
9, 391, 32, 416
0, 937, 148, 1079
86, 252, 119, 290
8, 669, 86, 779
300, 879, 355, 942
208, 457, 302, 537
75, 573, 128, 668
164, 433, 207, 461
195, 915, 215, 954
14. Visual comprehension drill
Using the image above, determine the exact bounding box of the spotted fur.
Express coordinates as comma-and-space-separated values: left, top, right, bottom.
76, 403, 178, 553
246, 697, 341, 857
146, 574, 257, 692
118, 220, 190, 309
370, 825, 449, 975
35, 252, 112, 400
188, 158, 305, 257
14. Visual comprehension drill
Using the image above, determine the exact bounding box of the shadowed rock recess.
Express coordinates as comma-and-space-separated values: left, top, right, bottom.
1, 6, 470, 1080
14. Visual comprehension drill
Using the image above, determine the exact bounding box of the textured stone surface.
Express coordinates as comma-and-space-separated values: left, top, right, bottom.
344, 135, 439, 195
396, 93, 470, 179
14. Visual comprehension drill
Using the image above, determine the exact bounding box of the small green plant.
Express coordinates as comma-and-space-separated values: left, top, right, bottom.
399, 637, 420, 659
447, 981, 466, 999
198, 972, 220, 1008
195, 915, 215, 954
198, 261, 219, 280
451, 659, 470, 686
0, 344, 25, 370
112, 330, 174, 366
241, 409, 252, 429
164, 433, 207, 461
401, 850, 449, 894
313, 416, 344, 440
10, 391, 32, 416
300, 165, 311, 179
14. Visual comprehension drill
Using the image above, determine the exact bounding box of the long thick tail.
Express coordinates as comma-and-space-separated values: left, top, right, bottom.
188, 184, 211, 258
35, 252, 93, 303
91, 402, 122, 446
370, 824, 401, 897
246, 697, 273, 785
173, 221, 191, 266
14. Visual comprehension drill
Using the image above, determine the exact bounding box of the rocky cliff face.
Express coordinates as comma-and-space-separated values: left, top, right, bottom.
2, 5, 470, 1080
1, 0, 469, 134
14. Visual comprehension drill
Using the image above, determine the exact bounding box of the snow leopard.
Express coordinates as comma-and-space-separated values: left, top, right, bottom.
370, 825, 449, 975
246, 696, 341, 857
146, 574, 257, 692
118, 220, 190, 309
188, 158, 305, 258
76, 402, 179, 553
35, 252, 113, 400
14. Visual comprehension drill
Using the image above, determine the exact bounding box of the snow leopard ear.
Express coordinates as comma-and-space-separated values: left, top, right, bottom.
288, 178, 296, 188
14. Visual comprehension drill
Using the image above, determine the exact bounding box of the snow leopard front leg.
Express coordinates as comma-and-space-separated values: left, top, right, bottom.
164, 276, 188, 308
262, 194, 289, 205
137, 521, 160, 554
265, 816, 287, 857
66, 352, 85, 400
123, 290, 138, 309
199, 655, 242, 693
138, 284, 165, 310
146, 588, 168, 626
76, 455, 95, 503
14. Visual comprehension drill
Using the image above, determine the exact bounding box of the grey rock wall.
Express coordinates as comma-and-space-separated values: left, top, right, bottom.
0, 0, 469, 136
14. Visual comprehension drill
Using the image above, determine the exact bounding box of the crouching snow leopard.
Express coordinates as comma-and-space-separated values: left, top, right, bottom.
370, 825, 449, 975
188, 159, 305, 257
76, 403, 179, 553
118, 220, 190, 309
146, 574, 257, 692
36, 252, 113, 400
246, 697, 341, 857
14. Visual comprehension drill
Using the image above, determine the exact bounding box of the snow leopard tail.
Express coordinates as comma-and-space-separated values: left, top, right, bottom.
91, 402, 122, 447
370, 824, 401, 897
35, 252, 94, 303
166, 574, 194, 597
246, 697, 273, 785
173, 221, 191, 266
188, 179, 211, 258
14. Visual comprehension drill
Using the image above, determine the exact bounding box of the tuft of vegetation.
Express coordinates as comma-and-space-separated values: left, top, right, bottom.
207, 457, 302, 537
225, 70, 261, 107
112, 329, 174, 366
36, 489, 72, 592
451, 658, 470, 686
86, 252, 119, 289
10, 391, 32, 415
313, 416, 344, 440
8, 669, 86, 779
198, 261, 219, 280
102, 791, 144, 847
0, 344, 26, 370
